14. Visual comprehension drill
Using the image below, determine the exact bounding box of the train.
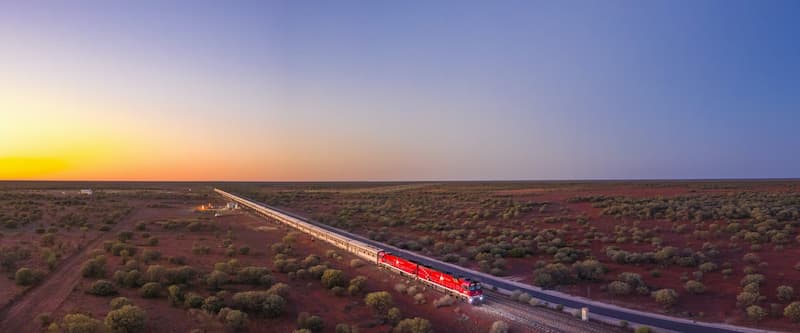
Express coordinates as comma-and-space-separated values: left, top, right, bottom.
214, 189, 484, 304
379, 251, 484, 304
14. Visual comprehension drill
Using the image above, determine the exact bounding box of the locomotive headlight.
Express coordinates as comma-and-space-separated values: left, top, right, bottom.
480, 295, 484, 301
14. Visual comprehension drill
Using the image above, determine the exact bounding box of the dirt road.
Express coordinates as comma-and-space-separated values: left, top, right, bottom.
0, 207, 155, 332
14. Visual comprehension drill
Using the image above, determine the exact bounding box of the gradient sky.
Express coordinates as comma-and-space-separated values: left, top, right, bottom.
1, 1, 799, 181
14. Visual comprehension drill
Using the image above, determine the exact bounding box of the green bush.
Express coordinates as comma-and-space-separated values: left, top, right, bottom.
297, 312, 324, 332
652, 289, 678, 309
62, 313, 103, 333
104, 305, 146, 333
184, 292, 204, 308
233, 291, 286, 318
321, 269, 346, 289
139, 282, 161, 298
777, 285, 795, 302
784, 302, 800, 321
219, 307, 249, 331
393, 317, 432, 333
268, 282, 290, 298
387, 307, 401, 325
608, 281, 632, 295
347, 276, 367, 295
365, 291, 393, 315
167, 285, 184, 306
15, 267, 44, 286
206, 270, 230, 290
87, 280, 117, 296
202, 296, 225, 314
80, 256, 106, 278
110, 297, 133, 310
684, 280, 705, 294
746, 305, 766, 322
237, 266, 273, 286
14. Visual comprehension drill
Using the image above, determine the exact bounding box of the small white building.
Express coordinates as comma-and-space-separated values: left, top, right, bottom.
79, 189, 93, 195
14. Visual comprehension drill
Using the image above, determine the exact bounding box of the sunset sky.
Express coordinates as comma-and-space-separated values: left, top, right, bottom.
2, 1, 799, 181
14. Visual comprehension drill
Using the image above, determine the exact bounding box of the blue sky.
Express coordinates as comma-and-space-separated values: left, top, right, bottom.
1, 1, 798, 180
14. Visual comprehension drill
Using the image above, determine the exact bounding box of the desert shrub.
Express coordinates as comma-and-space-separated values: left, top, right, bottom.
15, 267, 44, 286
321, 269, 346, 289
684, 280, 706, 294
62, 313, 103, 333
206, 270, 230, 290
147, 238, 159, 246
634, 327, 652, 333
297, 312, 324, 332
433, 295, 455, 308
387, 307, 402, 325
394, 283, 408, 294
41, 248, 58, 270
141, 250, 161, 263
347, 276, 367, 295
104, 305, 146, 333
742, 252, 761, 265
746, 305, 767, 322
144, 265, 166, 283
166, 266, 197, 285
698, 262, 718, 273
36, 312, 53, 327
111, 242, 136, 256
87, 280, 117, 296
108, 296, 133, 310
268, 282, 290, 298
572, 259, 606, 281
237, 266, 273, 286
117, 231, 134, 242
262, 294, 287, 318
777, 285, 795, 302
115, 270, 143, 288
393, 317, 432, 333
191, 243, 211, 255
233, 291, 287, 318
139, 282, 161, 298
737, 291, 760, 308
365, 291, 393, 315
202, 296, 225, 314
271, 242, 291, 254
413, 293, 426, 304
608, 281, 632, 296
740, 274, 765, 287
652, 289, 678, 309
184, 292, 204, 308
167, 285, 184, 306
218, 307, 249, 331
335, 324, 354, 333
785, 302, 800, 321
489, 321, 510, 333
308, 265, 328, 279
80, 256, 106, 278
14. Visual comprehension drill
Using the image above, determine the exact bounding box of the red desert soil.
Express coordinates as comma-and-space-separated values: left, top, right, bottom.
239, 181, 800, 332
0, 206, 169, 332
6, 200, 500, 332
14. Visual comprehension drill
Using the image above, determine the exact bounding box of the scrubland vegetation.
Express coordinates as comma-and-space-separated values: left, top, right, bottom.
227, 181, 800, 330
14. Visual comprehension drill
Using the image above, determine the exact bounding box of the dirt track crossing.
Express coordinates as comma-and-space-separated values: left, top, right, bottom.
0, 207, 150, 332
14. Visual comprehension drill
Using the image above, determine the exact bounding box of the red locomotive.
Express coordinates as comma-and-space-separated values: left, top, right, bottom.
378, 251, 484, 304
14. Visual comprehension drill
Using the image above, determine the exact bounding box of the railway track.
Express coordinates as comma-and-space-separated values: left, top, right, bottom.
484, 292, 625, 333
216, 189, 773, 333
